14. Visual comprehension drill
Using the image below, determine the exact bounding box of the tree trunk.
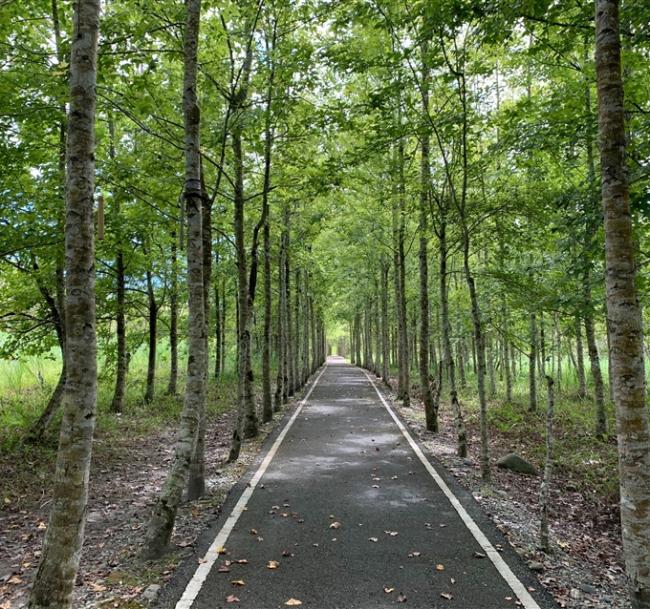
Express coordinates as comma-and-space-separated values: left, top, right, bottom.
144, 269, 157, 404
393, 142, 410, 406
231, 45, 257, 458
584, 304, 607, 436
575, 315, 587, 398
539, 375, 554, 553
529, 312, 538, 412
167, 230, 179, 394
143, 0, 205, 558
595, 5, 650, 603
28, 0, 100, 605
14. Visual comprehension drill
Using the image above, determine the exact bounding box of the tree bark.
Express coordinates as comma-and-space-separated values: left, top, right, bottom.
167, 229, 179, 395
231, 44, 257, 456
595, 3, 650, 604
142, 0, 205, 558
29, 0, 100, 605
575, 315, 587, 398
109, 117, 127, 413
144, 269, 157, 404
529, 312, 538, 412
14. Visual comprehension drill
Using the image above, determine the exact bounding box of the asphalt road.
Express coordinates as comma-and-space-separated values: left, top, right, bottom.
160, 359, 556, 609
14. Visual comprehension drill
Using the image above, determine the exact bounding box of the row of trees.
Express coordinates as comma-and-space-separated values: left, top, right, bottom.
4, 1, 330, 608
2, 1, 649, 609
315, 1, 650, 607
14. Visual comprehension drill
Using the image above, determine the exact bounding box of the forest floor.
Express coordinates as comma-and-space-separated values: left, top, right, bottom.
0, 380, 287, 609
398, 380, 628, 609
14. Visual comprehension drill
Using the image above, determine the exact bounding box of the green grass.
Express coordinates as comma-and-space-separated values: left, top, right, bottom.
0, 340, 240, 453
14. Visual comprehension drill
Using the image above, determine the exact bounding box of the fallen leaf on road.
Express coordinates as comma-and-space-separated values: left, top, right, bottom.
218, 566, 231, 573
226, 595, 239, 603
230, 579, 246, 587
436, 564, 445, 571
441, 592, 454, 600
397, 593, 407, 603
450, 578, 456, 584
267, 560, 280, 569
384, 587, 395, 594
384, 531, 398, 536
408, 552, 421, 558
8, 576, 23, 585
368, 537, 378, 542
330, 521, 341, 529
282, 550, 294, 557
474, 551, 486, 559
217, 546, 227, 554
285, 599, 302, 606
234, 559, 249, 564
250, 528, 258, 535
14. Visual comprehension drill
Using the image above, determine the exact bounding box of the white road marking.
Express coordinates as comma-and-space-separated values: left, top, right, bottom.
362, 369, 542, 609
175, 365, 328, 609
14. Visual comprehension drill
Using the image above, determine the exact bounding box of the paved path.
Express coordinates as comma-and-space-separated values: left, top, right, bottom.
162, 360, 554, 609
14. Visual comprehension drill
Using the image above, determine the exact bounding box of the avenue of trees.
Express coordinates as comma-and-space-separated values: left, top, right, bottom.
1, 1, 649, 608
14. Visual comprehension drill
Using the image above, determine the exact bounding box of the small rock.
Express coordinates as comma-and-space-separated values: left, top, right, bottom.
579, 583, 598, 594
528, 561, 544, 572
142, 584, 161, 602
570, 588, 582, 600
497, 453, 537, 475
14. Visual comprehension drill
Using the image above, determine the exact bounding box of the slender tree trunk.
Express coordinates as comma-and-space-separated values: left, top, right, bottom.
286, 251, 295, 395
529, 312, 538, 412
144, 270, 157, 404
462, 233, 490, 482
575, 315, 587, 397
109, 118, 127, 413
167, 230, 179, 395
379, 257, 390, 384
274, 230, 286, 412
585, 302, 607, 436
302, 270, 310, 384
418, 35, 436, 430
393, 142, 410, 406
143, 0, 205, 557
231, 46, 257, 457
29, 0, 100, 605
539, 375, 554, 553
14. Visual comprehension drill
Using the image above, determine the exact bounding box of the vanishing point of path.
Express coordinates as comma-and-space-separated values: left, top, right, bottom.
161, 359, 555, 609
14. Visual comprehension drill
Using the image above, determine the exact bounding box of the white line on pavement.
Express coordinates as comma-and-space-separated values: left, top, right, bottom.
175, 365, 329, 609
362, 369, 542, 609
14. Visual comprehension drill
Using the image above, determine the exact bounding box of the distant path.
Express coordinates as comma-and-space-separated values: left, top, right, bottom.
161, 359, 555, 609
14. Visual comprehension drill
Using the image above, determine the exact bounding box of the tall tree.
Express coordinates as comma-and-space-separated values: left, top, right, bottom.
143, 0, 206, 558
28, 0, 100, 607
595, 1, 650, 606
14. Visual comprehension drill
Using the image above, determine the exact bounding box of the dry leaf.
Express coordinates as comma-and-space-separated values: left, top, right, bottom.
267, 560, 280, 569
474, 551, 486, 558
217, 546, 227, 554
226, 594, 239, 603
89, 582, 107, 592
250, 528, 258, 535
8, 575, 22, 585
330, 521, 342, 529
397, 593, 407, 603
368, 537, 378, 542
218, 566, 231, 573
441, 592, 454, 600
384, 587, 395, 594
235, 559, 248, 564
384, 530, 398, 536
285, 599, 302, 606
230, 579, 246, 587
408, 551, 421, 558
436, 564, 445, 571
